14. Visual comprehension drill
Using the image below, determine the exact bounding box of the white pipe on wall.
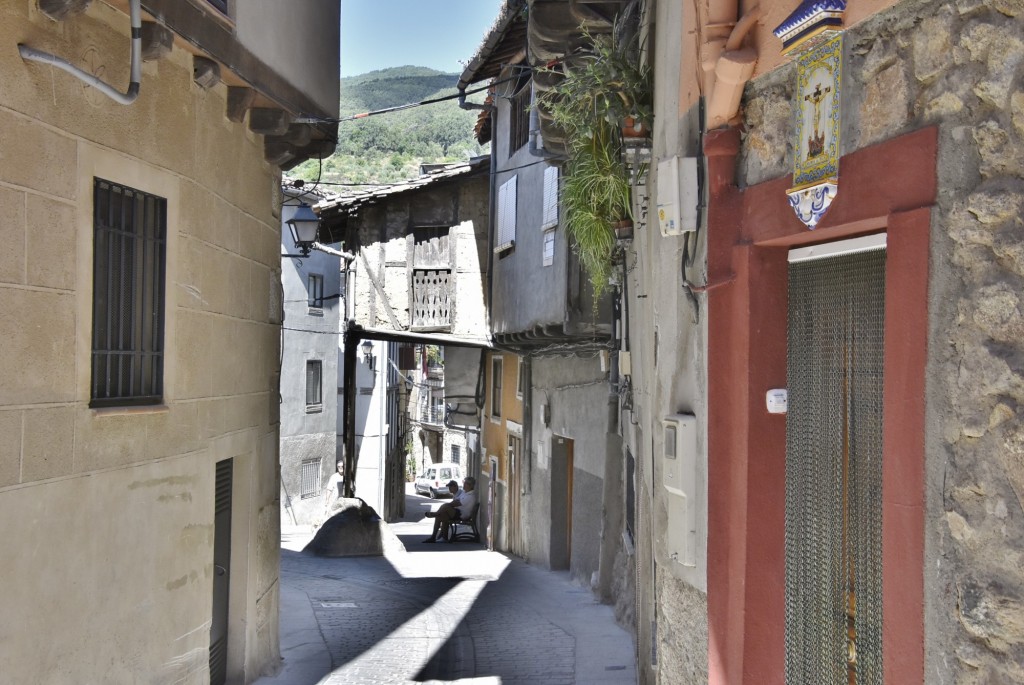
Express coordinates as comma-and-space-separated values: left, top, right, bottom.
705, 4, 762, 130
18, 0, 142, 105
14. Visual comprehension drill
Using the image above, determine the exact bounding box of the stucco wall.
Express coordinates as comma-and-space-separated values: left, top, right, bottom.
279, 200, 341, 526
443, 344, 484, 428
1, 4, 282, 681
735, 0, 1024, 682
528, 355, 618, 588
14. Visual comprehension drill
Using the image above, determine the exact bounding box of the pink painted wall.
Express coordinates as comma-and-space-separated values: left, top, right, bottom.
705, 127, 935, 683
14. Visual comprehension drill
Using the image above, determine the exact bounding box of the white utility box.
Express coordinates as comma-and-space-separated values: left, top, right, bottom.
766, 389, 788, 414
657, 156, 699, 236
661, 413, 697, 567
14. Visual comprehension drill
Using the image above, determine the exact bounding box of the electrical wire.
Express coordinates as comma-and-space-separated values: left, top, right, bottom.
297, 77, 517, 125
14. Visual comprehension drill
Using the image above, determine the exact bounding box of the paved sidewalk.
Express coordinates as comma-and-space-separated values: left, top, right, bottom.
255, 490, 636, 685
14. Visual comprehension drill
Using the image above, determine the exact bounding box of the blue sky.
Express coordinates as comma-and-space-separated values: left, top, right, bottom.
340, 0, 506, 77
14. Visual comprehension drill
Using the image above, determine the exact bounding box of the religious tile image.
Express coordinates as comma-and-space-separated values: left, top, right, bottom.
793, 33, 842, 189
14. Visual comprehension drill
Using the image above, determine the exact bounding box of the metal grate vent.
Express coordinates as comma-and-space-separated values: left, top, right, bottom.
301, 458, 320, 499
785, 248, 885, 685
215, 459, 233, 516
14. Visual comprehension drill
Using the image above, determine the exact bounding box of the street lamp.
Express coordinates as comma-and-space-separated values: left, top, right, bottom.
360, 339, 374, 365
286, 203, 320, 256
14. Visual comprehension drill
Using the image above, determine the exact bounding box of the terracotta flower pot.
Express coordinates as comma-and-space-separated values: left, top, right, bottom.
614, 219, 634, 240
621, 117, 649, 138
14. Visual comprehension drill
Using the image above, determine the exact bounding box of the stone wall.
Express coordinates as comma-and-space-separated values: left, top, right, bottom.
737, 1, 1024, 681
0, 3, 284, 681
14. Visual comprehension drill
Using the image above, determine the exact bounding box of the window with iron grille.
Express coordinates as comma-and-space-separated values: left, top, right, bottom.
307, 273, 324, 308
451, 444, 461, 464
508, 82, 531, 155
491, 356, 503, 418
306, 360, 322, 409
300, 459, 320, 499
91, 179, 166, 408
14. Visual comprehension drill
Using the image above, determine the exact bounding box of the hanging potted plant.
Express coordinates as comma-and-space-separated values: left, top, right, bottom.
535, 20, 651, 296
560, 121, 632, 296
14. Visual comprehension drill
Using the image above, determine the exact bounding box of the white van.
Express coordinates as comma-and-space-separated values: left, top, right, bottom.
414, 463, 464, 499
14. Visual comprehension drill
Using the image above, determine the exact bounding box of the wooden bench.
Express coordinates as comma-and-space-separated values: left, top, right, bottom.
447, 502, 481, 543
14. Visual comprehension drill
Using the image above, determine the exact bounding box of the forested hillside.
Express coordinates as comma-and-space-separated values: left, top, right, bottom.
291, 66, 488, 186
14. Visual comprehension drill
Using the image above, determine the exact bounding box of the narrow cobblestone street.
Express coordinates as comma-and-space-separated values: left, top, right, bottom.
255, 486, 636, 685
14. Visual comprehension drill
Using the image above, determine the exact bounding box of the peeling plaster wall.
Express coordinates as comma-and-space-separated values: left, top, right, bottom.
625, 0, 710, 681
0, 3, 282, 682
736, 0, 1024, 682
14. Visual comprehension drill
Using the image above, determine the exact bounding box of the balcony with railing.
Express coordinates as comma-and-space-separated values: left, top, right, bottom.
418, 394, 445, 427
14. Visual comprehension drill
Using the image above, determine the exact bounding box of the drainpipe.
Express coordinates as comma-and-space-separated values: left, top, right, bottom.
311, 242, 356, 262
19, 0, 142, 105
700, 0, 738, 98
705, 5, 762, 130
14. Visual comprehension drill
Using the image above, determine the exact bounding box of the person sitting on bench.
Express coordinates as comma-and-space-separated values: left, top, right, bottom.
423, 476, 476, 543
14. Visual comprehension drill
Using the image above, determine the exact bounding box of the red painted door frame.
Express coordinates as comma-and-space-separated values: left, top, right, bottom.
705, 127, 936, 684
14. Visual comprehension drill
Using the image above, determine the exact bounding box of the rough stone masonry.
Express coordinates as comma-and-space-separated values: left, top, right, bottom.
737, 0, 1024, 682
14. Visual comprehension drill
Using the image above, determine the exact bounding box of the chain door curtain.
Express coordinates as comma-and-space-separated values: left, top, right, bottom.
785, 248, 886, 685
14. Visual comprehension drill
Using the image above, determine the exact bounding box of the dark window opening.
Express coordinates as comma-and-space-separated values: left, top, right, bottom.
508, 80, 531, 155
306, 360, 322, 409
413, 226, 447, 245
308, 273, 324, 308
91, 178, 166, 408
491, 357, 503, 418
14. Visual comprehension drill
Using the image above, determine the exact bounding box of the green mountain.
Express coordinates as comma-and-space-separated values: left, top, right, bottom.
292, 66, 489, 187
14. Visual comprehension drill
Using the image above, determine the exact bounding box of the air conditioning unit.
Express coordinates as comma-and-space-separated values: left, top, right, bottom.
661, 413, 697, 567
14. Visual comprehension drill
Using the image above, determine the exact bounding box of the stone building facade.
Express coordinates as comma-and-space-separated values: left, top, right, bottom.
625, 0, 1024, 682
317, 161, 492, 519
0, 1, 338, 682
729, 1, 1024, 682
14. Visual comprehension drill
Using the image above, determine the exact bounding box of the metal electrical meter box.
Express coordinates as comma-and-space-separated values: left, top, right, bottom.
657, 156, 699, 236
661, 413, 698, 567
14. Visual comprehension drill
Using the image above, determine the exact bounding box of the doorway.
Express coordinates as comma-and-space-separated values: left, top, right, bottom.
784, 240, 886, 685
550, 436, 573, 570
507, 434, 525, 556
210, 458, 233, 685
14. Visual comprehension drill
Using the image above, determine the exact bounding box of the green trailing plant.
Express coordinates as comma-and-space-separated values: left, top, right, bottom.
542, 28, 652, 136
561, 122, 630, 296
425, 345, 443, 367
535, 21, 651, 297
